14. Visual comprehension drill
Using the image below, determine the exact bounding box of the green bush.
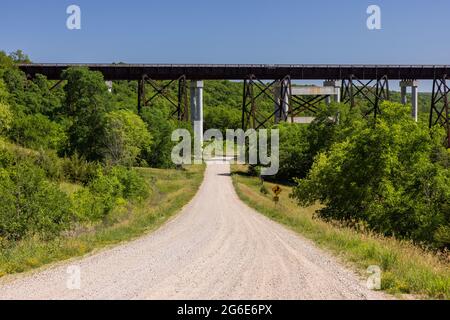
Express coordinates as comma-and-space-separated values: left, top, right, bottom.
72, 168, 124, 222
0, 162, 72, 241
71, 188, 107, 222
10, 113, 67, 151
71, 166, 150, 222
63, 153, 100, 185
275, 123, 309, 181
33, 150, 65, 181
0, 102, 13, 135
204, 106, 241, 134
88, 170, 123, 214
109, 166, 149, 201
140, 108, 179, 168
0, 143, 15, 168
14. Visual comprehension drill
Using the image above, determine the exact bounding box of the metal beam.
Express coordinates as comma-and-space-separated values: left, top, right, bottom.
19, 64, 450, 81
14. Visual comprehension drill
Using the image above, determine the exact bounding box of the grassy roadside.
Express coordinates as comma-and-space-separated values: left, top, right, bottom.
231, 164, 450, 299
0, 165, 205, 278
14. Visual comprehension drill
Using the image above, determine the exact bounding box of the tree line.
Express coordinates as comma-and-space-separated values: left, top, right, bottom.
272, 102, 450, 248
0, 51, 177, 243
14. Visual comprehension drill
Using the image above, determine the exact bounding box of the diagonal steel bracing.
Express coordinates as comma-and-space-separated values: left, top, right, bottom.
137, 75, 189, 121
341, 75, 390, 118
241, 75, 281, 130
430, 75, 450, 147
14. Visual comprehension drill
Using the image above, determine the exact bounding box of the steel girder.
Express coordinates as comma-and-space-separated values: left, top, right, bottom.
341, 75, 390, 119
241, 75, 282, 130
241, 75, 337, 130
137, 75, 189, 121
430, 75, 450, 147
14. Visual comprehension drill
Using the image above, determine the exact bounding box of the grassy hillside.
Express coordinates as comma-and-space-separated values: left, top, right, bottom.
0, 162, 204, 277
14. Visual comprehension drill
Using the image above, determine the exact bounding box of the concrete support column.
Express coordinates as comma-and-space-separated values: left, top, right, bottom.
274, 80, 289, 123
400, 86, 407, 105
190, 80, 204, 151
411, 83, 419, 122
323, 80, 341, 105
400, 80, 419, 122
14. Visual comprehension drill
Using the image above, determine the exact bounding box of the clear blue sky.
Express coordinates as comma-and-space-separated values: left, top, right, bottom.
1, 0, 449, 65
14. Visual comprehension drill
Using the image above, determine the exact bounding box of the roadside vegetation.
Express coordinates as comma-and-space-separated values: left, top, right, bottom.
0, 164, 203, 277
274, 102, 450, 249
234, 97, 450, 299
232, 165, 450, 299
0, 50, 204, 276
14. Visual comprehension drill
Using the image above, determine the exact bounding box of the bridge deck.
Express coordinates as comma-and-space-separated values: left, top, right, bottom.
18, 64, 449, 81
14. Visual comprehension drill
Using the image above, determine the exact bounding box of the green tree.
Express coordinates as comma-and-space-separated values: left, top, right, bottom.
292, 102, 450, 247
62, 67, 111, 160
0, 162, 72, 241
0, 102, 13, 135
103, 110, 151, 166
0, 51, 14, 78
140, 107, 179, 168
204, 105, 241, 134
8, 50, 31, 63
10, 113, 67, 151
274, 123, 309, 181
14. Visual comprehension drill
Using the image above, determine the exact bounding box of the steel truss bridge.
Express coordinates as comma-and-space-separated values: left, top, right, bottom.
19, 64, 450, 145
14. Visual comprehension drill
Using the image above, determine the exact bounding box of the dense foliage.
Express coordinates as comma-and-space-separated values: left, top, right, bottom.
290, 102, 450, 248
103, 110, 151, 166
0, 51, 153, 243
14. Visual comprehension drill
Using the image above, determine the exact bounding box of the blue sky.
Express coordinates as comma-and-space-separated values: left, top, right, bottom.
1, 0, 449, 65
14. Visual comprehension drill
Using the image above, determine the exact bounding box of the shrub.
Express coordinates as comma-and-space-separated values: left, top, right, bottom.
10, 113, 67, 151
63, 153, 99, 185
247, 164, 261, 177
0, 142, 15, 168
33, 150, 65, 181
72, 168, 124, 222
0, 102, 13, 135
140, 107, 179, 168
275, 123, 309, 181
0, 162, 72, 241
88, 169, 123, 214
109, 166, 149, 201
71, 188, 106, 223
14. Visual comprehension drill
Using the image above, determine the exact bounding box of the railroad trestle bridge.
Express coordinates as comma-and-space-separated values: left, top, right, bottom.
19, 64, 450, 145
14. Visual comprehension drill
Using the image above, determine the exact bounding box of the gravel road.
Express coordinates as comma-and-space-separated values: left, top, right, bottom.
0, 160, 387, 300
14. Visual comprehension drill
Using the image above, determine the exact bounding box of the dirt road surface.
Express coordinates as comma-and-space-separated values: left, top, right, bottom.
0, 160, 387, 300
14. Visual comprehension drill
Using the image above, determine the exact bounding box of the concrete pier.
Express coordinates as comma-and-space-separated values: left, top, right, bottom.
400, 80, 419, 122
274, 79, 290, 123
190, 80, 204, 148
323, 80, 341, 105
